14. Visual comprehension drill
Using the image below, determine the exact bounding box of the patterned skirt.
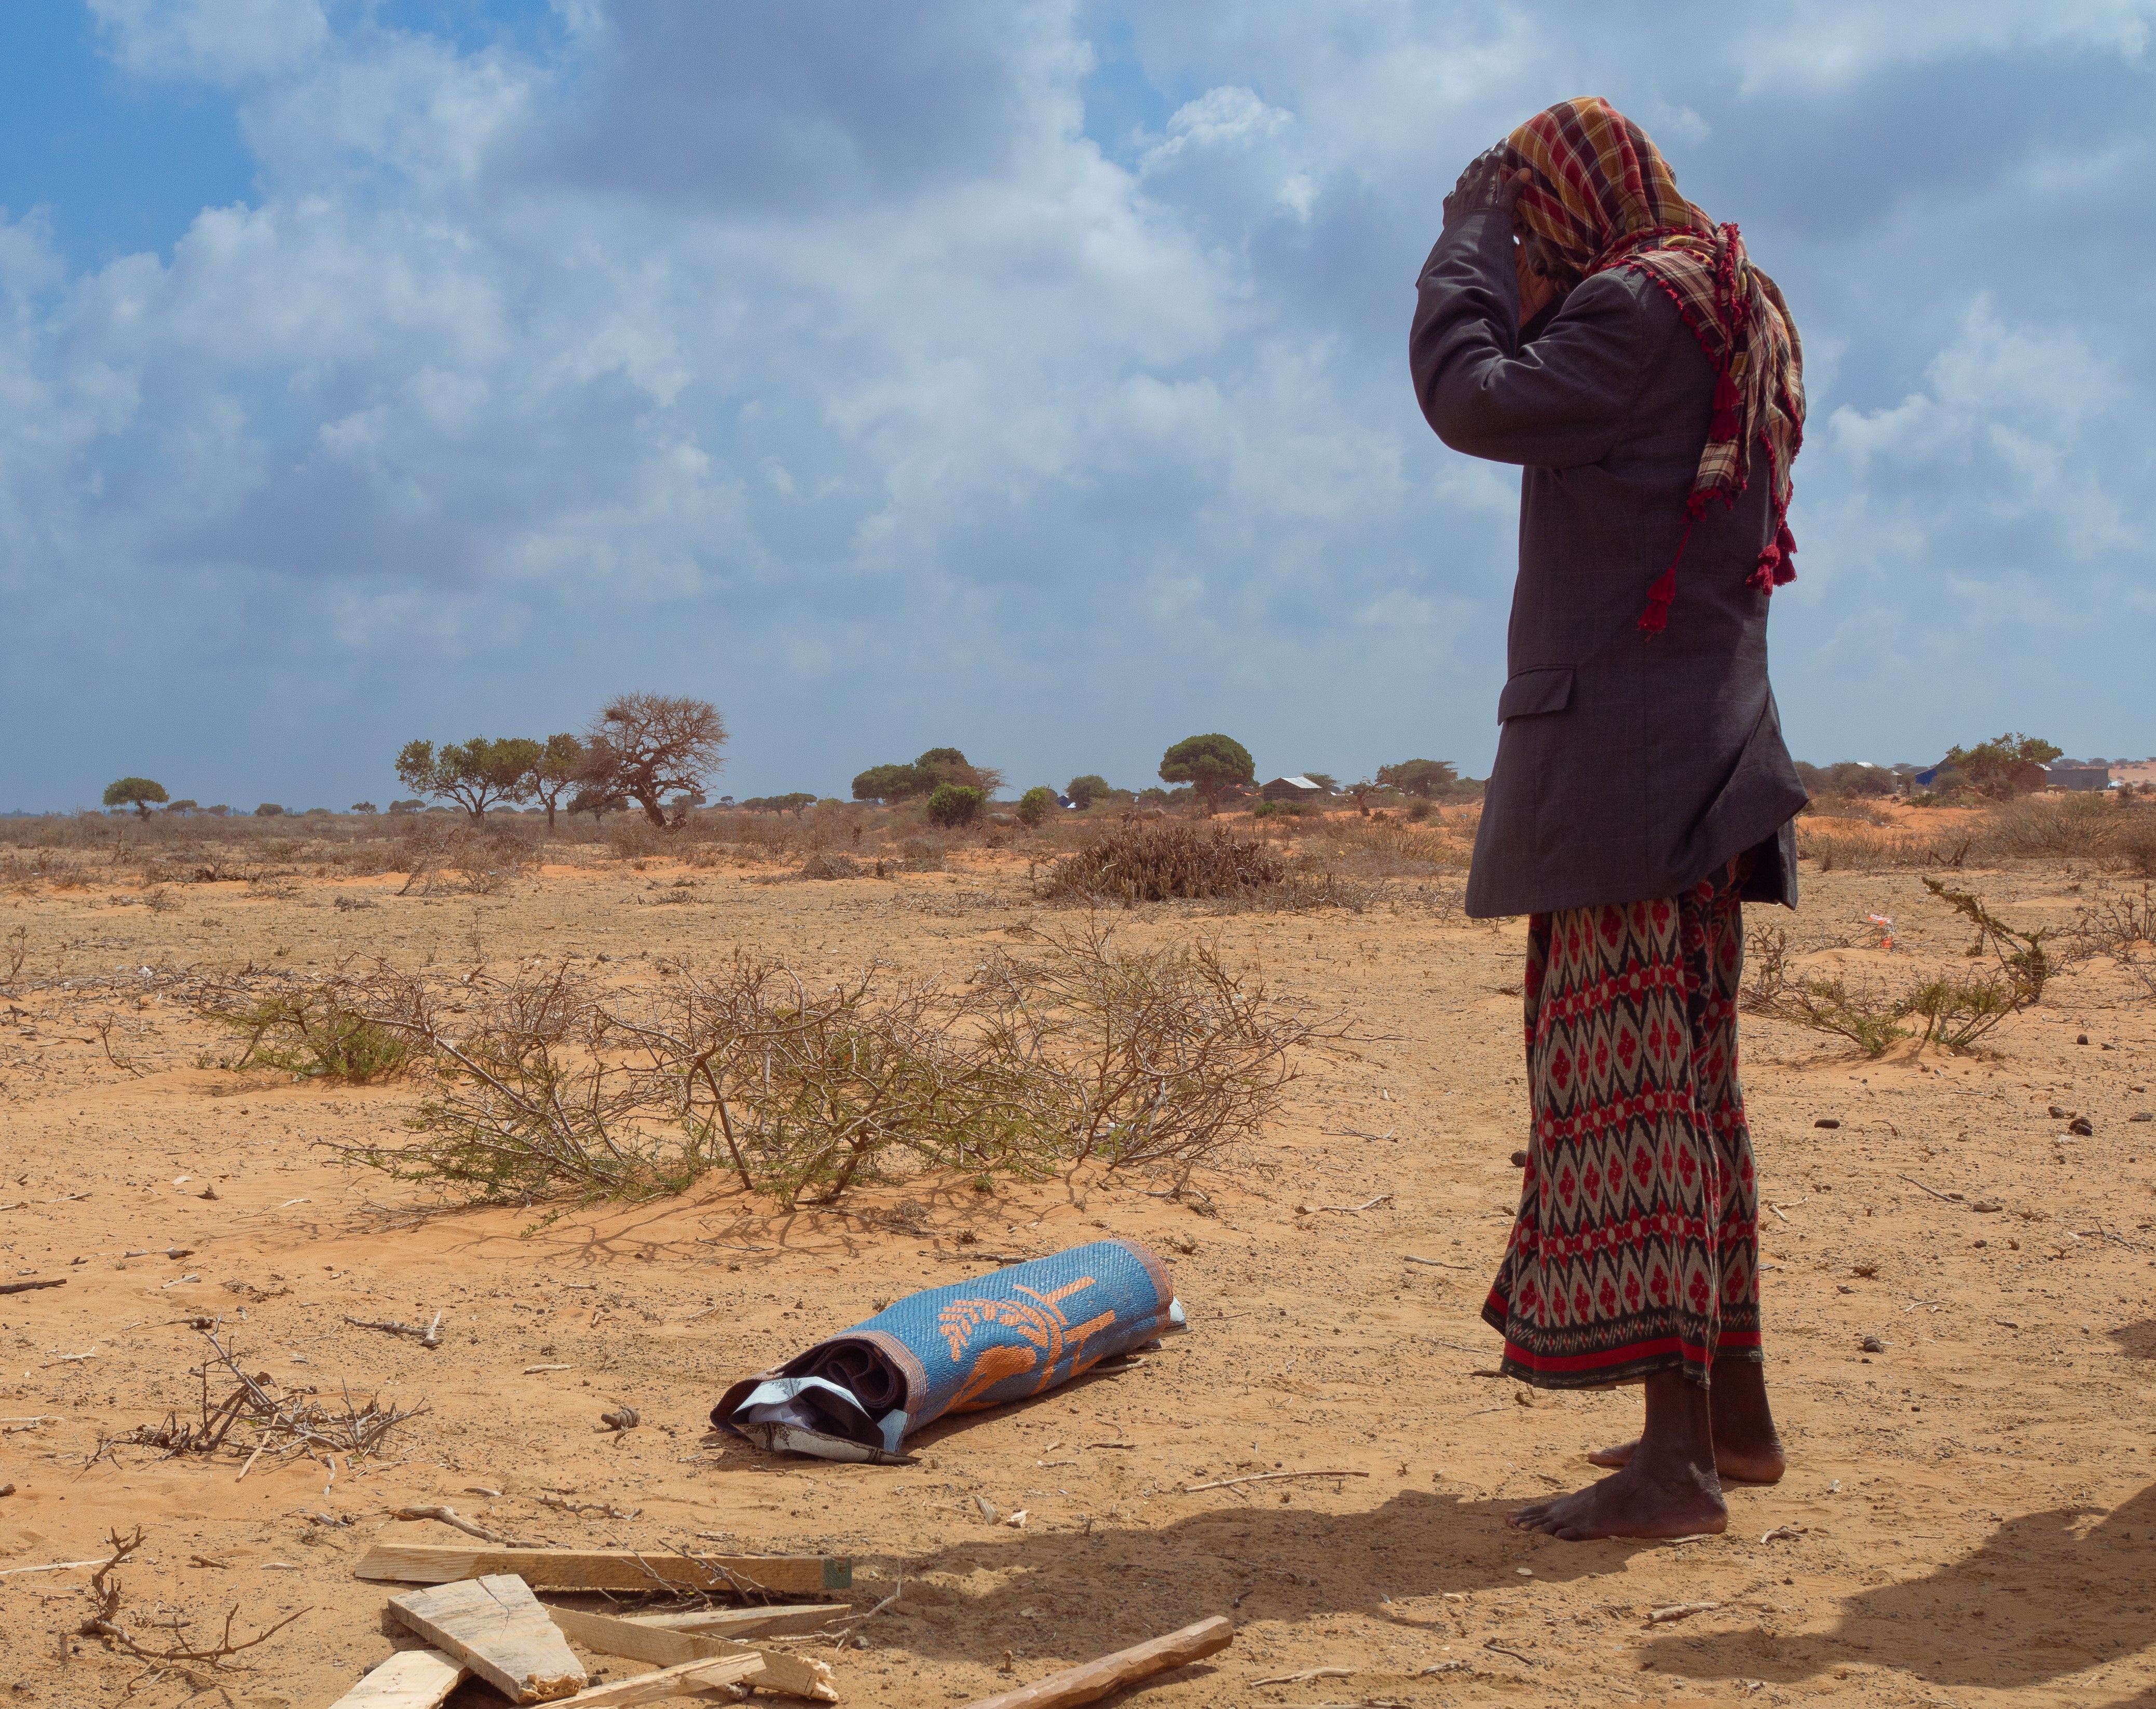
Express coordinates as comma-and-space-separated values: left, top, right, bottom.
1481, 860, 1761, 1389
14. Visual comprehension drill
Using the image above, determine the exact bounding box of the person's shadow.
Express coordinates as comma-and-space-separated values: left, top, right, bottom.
1639, 1479, 2156, 1704
807, 1484, 1737, 1679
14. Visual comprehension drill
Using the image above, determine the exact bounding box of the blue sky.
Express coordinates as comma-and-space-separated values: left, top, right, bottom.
3, 1, 2152, 812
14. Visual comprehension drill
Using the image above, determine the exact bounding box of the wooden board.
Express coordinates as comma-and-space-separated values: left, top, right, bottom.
954, 1617, 1233, 1709
325, 1648, 468, 1709
622, 1604, 844, 1640
358, 1542, 851, 1598
388, 1574, 589, 1704
548, 1606, 838, 1703
547, 1655, 763, 1707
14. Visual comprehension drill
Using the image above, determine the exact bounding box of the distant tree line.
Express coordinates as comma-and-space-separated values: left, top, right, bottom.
395, 693, 727, 828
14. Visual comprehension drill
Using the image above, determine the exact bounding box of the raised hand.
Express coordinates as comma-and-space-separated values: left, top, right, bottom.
1443, 146, 1530, 228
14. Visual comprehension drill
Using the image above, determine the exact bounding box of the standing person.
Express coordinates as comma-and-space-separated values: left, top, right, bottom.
1408, 97, 1808, 1541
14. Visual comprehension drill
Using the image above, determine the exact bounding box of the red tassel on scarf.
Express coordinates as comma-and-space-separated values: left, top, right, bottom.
1638, 496, 1707, 635
1746, 516, 1799, 595
1710, 372, 1741, 442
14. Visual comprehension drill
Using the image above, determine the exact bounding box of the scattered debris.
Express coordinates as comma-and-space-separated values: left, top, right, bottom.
345, 1311, 444, 1349
547, 1604, 837, 1702
1861, 1334, 1888, 1353
955, 1616, 1232, 1709
1183, 1469, 1369, 1494
1297, 1194, 1395, 1214
114, 1325, 428, 1461
394, 1505, 538, 1548
326, 1646, 466, 1709
1647, 1602, 1722, 1624
388, 1574, 586, 1703
537, 1494, 641, 1520
553, 1652, 763, 1705
1252, 1665, 1353, 1686
356, 1542, 853, 1597
1761, 1525, 1807, 1543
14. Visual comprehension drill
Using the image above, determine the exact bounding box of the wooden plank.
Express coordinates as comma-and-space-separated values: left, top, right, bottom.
548, 1655, 763, 1707
954, 1618, 1234, 1709
548, 1606, 838, 1703
388, 1575, 589, 1704
358, 1543, 850, 1598
325, 1648, 468, 1709
621, 1604, 844, 1640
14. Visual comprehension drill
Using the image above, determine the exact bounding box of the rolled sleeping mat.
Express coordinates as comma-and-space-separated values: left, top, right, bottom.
713, 1238, 1184, 1462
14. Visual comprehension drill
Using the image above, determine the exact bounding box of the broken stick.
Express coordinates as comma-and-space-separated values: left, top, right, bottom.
1182, 1470, 1369, 1494
1646, 1601, 1722, 1624
346, 1312, 444, 1349
0, 1278, 65, 1296
953, 1616, 1233, 1709
620, 1604, 843, 1640
549, 1655, 763, 1707
393, 1505, 538, 1548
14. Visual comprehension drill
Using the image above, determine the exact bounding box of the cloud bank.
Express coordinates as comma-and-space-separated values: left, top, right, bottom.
2, 0, 2150, 809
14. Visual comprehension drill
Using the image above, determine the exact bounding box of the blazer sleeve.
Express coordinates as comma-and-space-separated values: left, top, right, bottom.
1409, 209, 1657, 469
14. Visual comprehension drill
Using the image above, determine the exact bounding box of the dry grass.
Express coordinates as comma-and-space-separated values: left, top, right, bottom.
1036, 822, 1288, 904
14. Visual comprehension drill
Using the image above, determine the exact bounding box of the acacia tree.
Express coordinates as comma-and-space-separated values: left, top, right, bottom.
1376, 759, 1460, 799
581, 693, 727, 828
395, 736, 542, 822
851, 747, 1004, 803
1066, 773, 1110, 809
529, 733, 585, 830
103, 777, 169, 818
1159, 733, 1254, 815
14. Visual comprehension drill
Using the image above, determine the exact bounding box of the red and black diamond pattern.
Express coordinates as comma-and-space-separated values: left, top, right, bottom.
1481, 862, 1761, 1389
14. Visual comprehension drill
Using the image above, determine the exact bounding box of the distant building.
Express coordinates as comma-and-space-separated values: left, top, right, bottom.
1260, 775, 1332, 802
2046, 761, 2112, 791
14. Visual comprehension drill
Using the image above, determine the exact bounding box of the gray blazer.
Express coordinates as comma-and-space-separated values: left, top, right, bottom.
1410, 209, 1804, 919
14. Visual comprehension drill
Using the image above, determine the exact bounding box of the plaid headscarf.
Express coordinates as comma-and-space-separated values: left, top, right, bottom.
1504, 97, 1805, 634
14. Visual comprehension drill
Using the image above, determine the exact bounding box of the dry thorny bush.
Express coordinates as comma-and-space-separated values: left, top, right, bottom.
1032, 820, 1393, 910
1743, 880, 2057, 1057
74, 1525, 307, 1690
200, 925, 1358, 1211
111, 1324, 428, 1464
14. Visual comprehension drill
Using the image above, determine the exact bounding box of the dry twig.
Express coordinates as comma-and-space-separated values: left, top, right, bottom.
77, 1527, 307, 1671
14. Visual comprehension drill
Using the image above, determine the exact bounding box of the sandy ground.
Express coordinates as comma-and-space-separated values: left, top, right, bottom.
2, 845, 2153, 1709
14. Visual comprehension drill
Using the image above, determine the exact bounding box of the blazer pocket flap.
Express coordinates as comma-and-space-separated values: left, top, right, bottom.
1497, 666, 1575, 723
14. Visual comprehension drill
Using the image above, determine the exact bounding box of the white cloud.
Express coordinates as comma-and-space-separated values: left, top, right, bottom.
2, 1, 2152, 805
1141, 85, 1294, 173
89, 0, 328, 83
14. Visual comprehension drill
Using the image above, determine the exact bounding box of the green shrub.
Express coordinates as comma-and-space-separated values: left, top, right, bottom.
1017, 786, 1056, 827
196, 983, 416, 1083
925, 783, 987, 828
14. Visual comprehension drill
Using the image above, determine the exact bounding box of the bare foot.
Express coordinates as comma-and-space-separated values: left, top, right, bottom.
1506, 1459, 1728, 1541
1510, 1369, 1728, 1541
1586, 1361, 1786, 1483
1587, 1434, 1784, 1483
